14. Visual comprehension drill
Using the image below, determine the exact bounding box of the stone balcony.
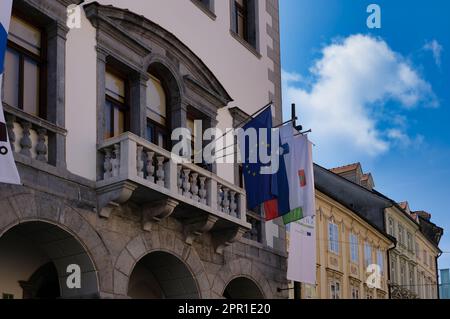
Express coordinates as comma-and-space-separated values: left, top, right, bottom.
97, 132, 251, 253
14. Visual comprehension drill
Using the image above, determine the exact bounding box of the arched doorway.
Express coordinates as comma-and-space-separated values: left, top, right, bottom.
0, 221, 99, 299
128, 251, 199, 299
223, 277, 265, 299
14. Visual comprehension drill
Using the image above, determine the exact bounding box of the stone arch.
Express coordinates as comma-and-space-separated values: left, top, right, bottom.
113, 232, 210, 298
144, 54, 185, 100
211, 258, 273, 299
0, 190, 112, 298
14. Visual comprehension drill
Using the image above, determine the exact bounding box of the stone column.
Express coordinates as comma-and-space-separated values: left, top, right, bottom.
130, 72, 149, 138
46, 22, 69, 168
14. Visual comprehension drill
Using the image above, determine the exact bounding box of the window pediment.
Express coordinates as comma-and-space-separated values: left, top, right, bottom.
84, 2, 232, 112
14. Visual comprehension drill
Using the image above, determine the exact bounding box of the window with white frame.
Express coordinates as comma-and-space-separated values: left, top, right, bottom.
407, 232, 413, 251
364, 242, 372, 268
400, 261, 406, 285
398, 225, 404, 245
330, 281, 340, 299
328, 222, 339, 254
390, 257, 397, 283
424, 250, 428, 265
409, 265, 415, 292
350, 233, 359, 263
377, 249, 384, 275
388, 217, 395, 236
416, 243, 420, 259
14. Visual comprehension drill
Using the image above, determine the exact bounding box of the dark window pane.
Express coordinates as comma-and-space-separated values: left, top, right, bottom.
23, 57, 40, 116
104, 100, 113, 139
3, 48, 20, 108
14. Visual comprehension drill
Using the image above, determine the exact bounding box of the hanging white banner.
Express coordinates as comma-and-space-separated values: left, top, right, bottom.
0, 0, 21, 185
287, 215, 316, 285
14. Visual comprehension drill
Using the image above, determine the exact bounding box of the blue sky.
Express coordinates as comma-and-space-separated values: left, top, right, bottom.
279, 0, 450, 271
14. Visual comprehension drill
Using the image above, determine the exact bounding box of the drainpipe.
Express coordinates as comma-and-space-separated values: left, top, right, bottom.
436, 252, 442, 299
387, 239, 397, 299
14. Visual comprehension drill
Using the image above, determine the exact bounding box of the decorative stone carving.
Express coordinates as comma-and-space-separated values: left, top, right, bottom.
182, 169, 191, 198
156, 156, 165, 186
35, 128, 48, 162
112, 144, 120, 177
136, 146, 144, 178
222, 187, 230, 214
199, 176, 207, 204
213, 226, 248, 255
145, 151, 155, 182
103, 148, 113, 180
229, 191, 237, 217
184, 215, 218, 245
142, 198, 179, 229
191, 173, 199, 202
177, 165, 183, 194
20, 121, 32, 157
96, 181, 138, 218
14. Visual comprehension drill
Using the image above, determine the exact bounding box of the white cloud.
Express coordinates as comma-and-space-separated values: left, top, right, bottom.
424, 39, 443, 67
283, 34, 437, 166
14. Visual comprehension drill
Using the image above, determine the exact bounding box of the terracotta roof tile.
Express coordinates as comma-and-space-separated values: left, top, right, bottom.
329, 162, 361, 174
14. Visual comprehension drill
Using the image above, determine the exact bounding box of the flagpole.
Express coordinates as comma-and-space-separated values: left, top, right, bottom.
211, 118, 296, 160
208, 101, 273, 147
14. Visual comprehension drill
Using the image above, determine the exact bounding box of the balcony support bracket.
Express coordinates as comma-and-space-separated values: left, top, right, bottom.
142, 198, 179, 230
213, 226, 248, 255
97, 181, 138, 218
184, 215, 219, 245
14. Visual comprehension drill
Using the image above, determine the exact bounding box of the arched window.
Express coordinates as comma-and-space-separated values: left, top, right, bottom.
146, 73, 168, 149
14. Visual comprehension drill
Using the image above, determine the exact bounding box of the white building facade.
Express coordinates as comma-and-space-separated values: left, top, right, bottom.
0, 0, 287, 299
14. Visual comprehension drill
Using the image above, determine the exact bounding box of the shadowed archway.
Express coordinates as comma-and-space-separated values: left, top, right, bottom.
128, 251, 199, 299
0, 221, 99, 299
223, 277, 265, 299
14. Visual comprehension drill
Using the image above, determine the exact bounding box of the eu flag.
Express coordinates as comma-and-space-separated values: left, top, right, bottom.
241, 108, 274, 210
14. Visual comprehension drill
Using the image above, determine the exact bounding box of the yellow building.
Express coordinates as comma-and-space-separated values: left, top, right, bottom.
288, 164, 395, 299
384, 201, 442, 299
299, 190, 393, 299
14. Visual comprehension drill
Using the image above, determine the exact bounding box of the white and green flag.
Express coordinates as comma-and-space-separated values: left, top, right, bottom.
279, 127, 315, 224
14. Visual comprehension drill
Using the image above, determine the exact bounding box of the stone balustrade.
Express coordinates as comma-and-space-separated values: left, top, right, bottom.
3, 103, 66, 166
97, 132, 248, 226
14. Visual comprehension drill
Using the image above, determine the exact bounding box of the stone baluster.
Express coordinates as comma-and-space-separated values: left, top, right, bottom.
191, 173, 199, 202
112, 144, 120, 177
199, 176, 207, 205
5, 114, 15, 152
35, 128, 48, 162
136, 146, 144, 178
19, 121, 32, 157
103, 148, 113, 180
182, 168, 191, 198
217, 185, 223, 212
177, 165, 183, 194
222, 187, 230, 214
229, 191, 237, 217
156, 156, 165, 186
145, 151, 155, 182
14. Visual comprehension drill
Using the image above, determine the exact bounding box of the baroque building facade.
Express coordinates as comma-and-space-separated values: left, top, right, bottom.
294, 165, 393, 299
0, 0, 288, 299
328, 163, 443, 299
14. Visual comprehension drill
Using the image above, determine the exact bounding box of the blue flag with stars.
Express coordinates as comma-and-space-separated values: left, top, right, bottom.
241, 108, 275, 210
